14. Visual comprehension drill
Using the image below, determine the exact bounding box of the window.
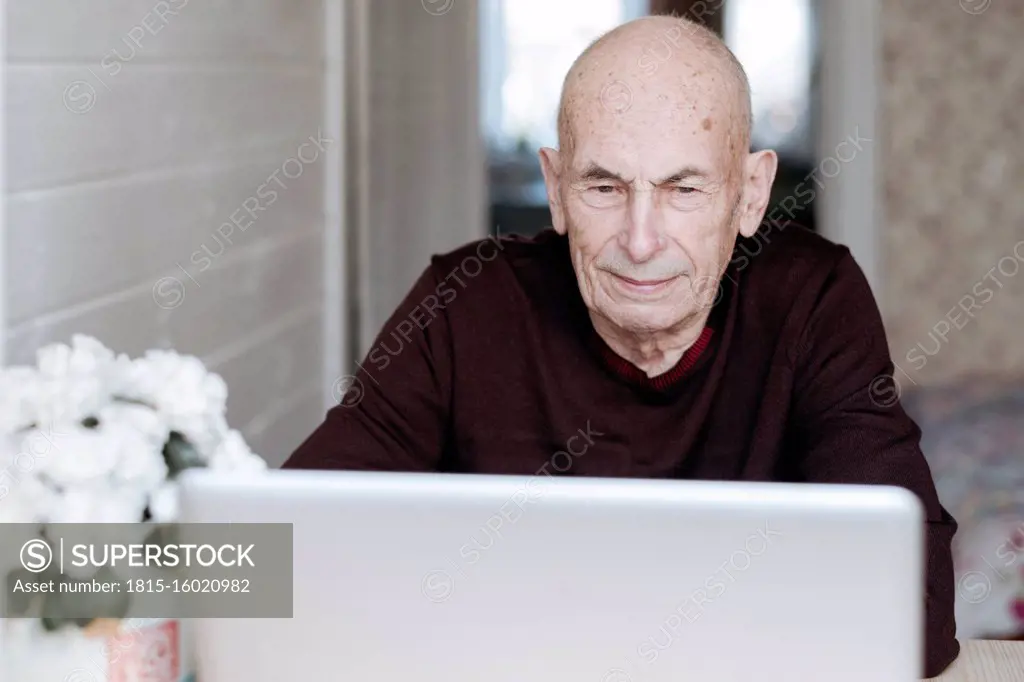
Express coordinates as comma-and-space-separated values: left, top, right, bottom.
723, 0, 816, 162
481, 0, 649, 153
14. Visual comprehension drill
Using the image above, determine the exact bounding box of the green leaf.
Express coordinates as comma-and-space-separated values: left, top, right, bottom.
41, 616, 66, 632
50, 567, 131, 622
112, 396, 157, 410
163, 431, 205, 477
6, 568, 41, 616
41, 592, 70, 631
143, 523, 180, 553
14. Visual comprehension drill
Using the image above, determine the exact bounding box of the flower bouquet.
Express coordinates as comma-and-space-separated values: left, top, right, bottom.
0, 335, 267, 681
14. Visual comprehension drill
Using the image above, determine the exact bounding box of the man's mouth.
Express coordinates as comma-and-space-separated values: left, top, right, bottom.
609, 272, 682, 294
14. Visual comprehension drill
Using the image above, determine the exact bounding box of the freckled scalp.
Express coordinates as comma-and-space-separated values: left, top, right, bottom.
556, 15, 752, 161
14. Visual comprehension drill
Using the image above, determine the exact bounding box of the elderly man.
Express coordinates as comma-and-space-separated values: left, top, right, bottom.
285, 15, 958, 677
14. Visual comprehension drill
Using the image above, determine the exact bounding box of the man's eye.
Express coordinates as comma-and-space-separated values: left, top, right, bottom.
594, 185, 616, 194
674, 186, 698, 195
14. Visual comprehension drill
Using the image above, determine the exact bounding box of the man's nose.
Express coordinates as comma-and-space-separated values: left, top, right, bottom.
620, 191, 665, 263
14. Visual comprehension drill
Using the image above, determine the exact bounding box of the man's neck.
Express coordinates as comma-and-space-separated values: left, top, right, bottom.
590, 311, 711, 378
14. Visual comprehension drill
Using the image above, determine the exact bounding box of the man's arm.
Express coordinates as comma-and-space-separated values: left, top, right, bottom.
283, 265, 452, 471
788, 251, 959, 679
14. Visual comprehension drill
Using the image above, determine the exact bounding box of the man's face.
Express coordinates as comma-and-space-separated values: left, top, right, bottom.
544, 99, 744, 335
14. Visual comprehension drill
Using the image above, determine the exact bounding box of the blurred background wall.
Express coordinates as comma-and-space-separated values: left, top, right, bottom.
881, 0, 1024, 386
4, 0, 337, 465
875, 2, 1024, 637
346, 0, 485, 355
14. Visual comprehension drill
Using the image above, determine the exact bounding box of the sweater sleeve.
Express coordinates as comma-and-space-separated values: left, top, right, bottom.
282, 264, 452, 472
788, 251, 960, 679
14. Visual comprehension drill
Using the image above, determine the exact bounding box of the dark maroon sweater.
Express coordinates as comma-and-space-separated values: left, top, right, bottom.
285, 224, 959, 677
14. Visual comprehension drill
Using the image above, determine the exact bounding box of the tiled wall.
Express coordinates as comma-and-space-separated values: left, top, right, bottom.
4, 0, 332, 466
881, 0, 1024, 388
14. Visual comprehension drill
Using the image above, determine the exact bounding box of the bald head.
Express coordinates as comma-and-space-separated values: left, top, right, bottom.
538, 15, 777, 353
556, 15, 752, 160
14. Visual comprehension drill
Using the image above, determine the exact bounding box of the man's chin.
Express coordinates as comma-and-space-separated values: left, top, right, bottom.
598, 304, 692, 336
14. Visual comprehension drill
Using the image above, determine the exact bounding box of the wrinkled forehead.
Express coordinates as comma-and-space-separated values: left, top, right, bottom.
565, 88, 741, 184
563, 55, 745, 177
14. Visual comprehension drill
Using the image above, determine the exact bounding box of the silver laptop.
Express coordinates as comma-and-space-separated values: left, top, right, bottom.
178, 469, 924, 682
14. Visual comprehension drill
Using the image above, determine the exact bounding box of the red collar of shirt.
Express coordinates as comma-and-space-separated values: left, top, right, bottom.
586, 267, 733, 391
592, 325, 715, 391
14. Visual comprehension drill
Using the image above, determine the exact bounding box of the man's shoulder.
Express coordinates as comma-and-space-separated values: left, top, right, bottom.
425, 228, 568, 292
393, 229, 573, 329
430, 228, 564, 267
732, 221, 853, 288
728, 222, 876, 345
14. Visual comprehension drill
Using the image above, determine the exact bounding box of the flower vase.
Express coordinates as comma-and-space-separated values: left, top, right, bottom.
1, 617, 196, 682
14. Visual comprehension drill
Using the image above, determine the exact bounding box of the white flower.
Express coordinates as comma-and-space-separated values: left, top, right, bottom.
36, 334, 116, 378
0, 335, 267, 530
33, 374, 110, 429
148, 481, 180, 522
119, 350, 227, 416
49, 484, 149, 524
170, 411, 230, 461
30, 424, 120, 488
98, 402, 170, 450
0, 367, 42, 432
0, 430, 24, 470
0, 434, 62, 522
208, 429, 266, 473
118, 349, 230, 459
0, 473, 60, 523
26, 335, 122, 426
99, 403, 170, 491
0, 618, 108, 682
48, 484, 150, 578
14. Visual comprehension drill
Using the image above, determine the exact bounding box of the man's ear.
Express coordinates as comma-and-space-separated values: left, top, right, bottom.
538, 147, 567, 235
736, 149, 779, 238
